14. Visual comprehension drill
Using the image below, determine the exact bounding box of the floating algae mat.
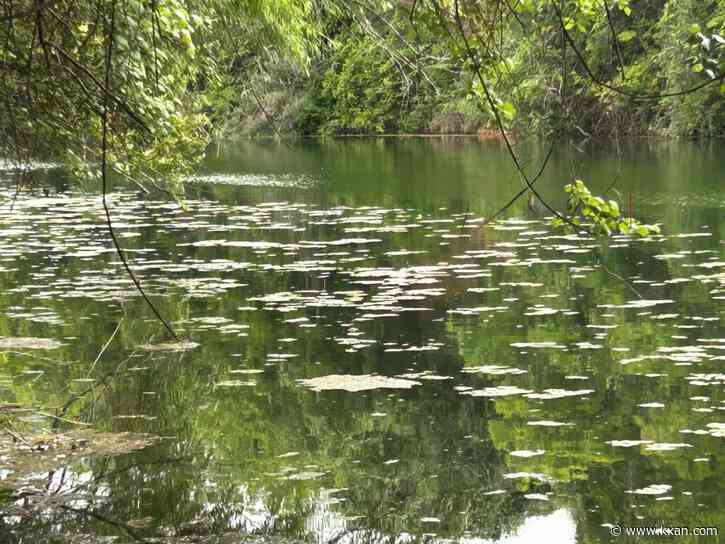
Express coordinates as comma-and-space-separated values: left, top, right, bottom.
0, 139, 723, 542
0, 429, 157, 488
298, 374, 421, 392
0, 336, 64, 350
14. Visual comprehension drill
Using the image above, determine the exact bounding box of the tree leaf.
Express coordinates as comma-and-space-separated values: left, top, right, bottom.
618, 30, 636, 43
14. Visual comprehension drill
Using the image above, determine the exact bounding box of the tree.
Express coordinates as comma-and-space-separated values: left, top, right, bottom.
0, 0, 320, 195
2, 0, 723, 194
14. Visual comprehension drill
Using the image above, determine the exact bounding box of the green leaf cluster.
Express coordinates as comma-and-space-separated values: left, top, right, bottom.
552, 179, 661, 237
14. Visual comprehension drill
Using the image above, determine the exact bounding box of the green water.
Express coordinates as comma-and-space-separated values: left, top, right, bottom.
0, 138, 723, 543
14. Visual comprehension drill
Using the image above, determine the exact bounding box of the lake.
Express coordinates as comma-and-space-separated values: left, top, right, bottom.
0, 138, 723, 543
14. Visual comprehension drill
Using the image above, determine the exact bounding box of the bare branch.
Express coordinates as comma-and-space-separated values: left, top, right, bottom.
431, 0, 586, 233
100, 0, 178, 339
602, 0, 627, 81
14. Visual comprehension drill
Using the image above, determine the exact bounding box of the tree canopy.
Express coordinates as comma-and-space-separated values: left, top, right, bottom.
0, 0, 321, 194
1, 0, 724, 195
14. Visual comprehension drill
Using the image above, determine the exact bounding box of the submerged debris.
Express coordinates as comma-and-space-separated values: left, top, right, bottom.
0, 429, 157, 487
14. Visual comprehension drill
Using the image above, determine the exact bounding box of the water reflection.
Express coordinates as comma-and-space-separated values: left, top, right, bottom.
0, 139, 723, 543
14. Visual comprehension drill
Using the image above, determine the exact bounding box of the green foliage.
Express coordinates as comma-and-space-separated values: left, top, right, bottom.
652, 0, 725, 136
0, 0, 323, 194
552, 179, 661, 236
3, 0, 725, 188
293, 17, 469, 136
223, 0, 725, 139
303, 33, 400, 134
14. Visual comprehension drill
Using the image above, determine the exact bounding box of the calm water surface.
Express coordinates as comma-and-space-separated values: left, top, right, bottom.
0, 138, 724, 543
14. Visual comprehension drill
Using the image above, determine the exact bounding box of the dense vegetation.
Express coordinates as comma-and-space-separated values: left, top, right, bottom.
234, 0, 725, 139
1, 0, 724, 196
0, 0, 316, 194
